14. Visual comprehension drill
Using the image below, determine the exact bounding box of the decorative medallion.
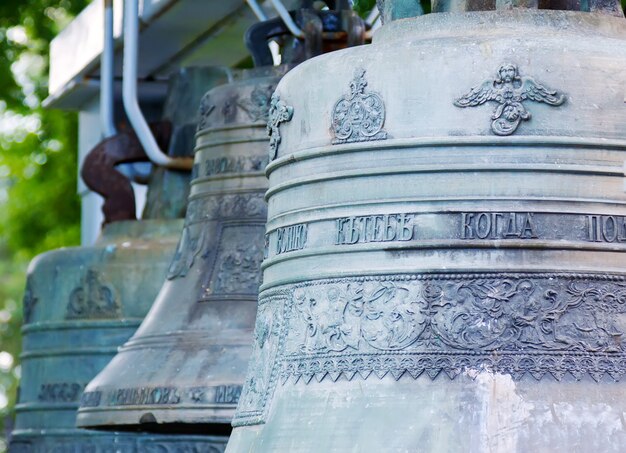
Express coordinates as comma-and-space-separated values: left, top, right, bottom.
331, 68, 387, 145
66, 269, 120, 319
238, 84, 275, 122
234, 272, 626, 426
454, 63, 565, 136
267, 93, 294, 161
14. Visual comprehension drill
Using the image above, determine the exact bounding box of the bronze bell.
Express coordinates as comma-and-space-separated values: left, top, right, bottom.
76, 2, 368, 434
9, 67, 231, 452
75, 65, 287, 431
227, 2, 626, 452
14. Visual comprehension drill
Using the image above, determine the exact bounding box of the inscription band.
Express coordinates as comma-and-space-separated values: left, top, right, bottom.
265, 211, 626, 259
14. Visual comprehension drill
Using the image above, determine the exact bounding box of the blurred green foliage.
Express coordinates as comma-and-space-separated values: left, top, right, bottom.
0, 0, 87, 449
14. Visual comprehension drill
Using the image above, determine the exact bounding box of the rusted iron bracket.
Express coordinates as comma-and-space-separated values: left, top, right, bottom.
81, 122, 172, 225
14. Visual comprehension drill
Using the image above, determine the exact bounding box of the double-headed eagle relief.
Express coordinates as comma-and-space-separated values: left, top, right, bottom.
455, 63, 565, 136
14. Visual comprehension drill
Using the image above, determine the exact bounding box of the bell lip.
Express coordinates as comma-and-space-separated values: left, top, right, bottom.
374, 9, 626, 45
75, 408, 235, 430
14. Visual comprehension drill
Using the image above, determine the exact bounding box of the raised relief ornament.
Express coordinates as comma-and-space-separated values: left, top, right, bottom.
455, 63, 565, 136
331, 68, 387, 144
267, 93, 294, 160
196, 92, 216, 131
239, 84, 274, 122
66, 269, 120, 319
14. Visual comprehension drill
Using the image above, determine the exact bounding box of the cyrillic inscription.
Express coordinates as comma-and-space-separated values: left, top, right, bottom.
107, 386, 182, 406
80, 391, 102, 408
81, 385, 242, 409
335, 214, 414, 245
38, 382, 84, 403
214, 385, 242, 404
276, 224, 308, 254
461, 212, 538, 239
203, 156, 267, 177
587, 215, 626, 243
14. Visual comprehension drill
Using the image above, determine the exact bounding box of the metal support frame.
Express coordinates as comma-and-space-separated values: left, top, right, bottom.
101, 0, 116, 138
269, 0, 305, 37
246, 0, 269, 21
122, 0, 193, 169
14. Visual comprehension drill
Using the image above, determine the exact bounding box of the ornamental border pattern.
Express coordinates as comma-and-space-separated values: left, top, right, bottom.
233, 272, 626, 427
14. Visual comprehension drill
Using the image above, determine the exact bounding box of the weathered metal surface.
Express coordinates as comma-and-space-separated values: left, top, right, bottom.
432, 0, 624, 14
9, 220, 184, 450
9, 67, 229, 452
75, 66, 289, 430
227, 8, 626, 452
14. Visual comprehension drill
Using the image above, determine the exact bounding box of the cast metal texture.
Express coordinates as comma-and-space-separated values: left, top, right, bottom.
10, 67, 229, 452
9, 220, 188, 451
431, 0, 624, 15
227, 9, 626, 453
76, 66, 291, 430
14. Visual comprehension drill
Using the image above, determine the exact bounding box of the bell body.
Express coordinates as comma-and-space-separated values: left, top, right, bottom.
228, 10, 626, 452
8, 220, 229, 451
77, 67, 289, 430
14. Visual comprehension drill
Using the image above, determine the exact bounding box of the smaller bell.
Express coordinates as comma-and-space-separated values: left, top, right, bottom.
76, 65, 286, 431
9, 67, 231, 452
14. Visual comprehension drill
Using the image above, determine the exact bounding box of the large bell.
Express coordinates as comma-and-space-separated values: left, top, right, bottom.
76, 2, 367, 434
9, 67, 231, 452
227, 2, 626, 451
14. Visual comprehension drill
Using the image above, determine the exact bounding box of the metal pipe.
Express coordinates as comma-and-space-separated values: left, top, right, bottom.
269, 0, 304, 38
364, 6, 381, 40
246, 0, 268, 21
122, 0, 193, 169
365, 6, 380, 28
101, 0, 116, 138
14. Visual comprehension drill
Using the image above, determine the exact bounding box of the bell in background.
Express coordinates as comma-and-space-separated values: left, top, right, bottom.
9, 66, 231, 452
227, 1, 626, 452
76, 1, 366, 435
75, 66, 286, 432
